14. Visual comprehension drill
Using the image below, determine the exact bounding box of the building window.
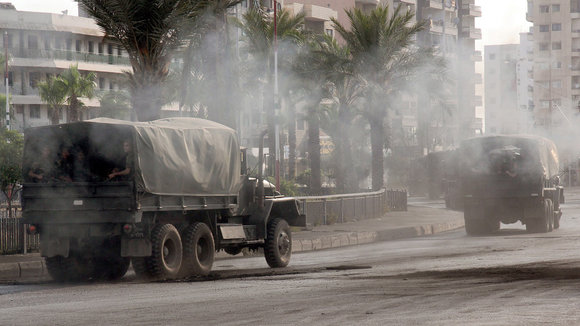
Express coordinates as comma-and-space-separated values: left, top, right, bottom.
98, 42, 104, 55
107, 43, 113, 55
117, 45, 122, 56
7, 71, 13, 86
540, 100, 550, 108
539, 5, 549, 13
29, 72, 40, 88
489, 53, 496, 60
99, 77, 105, 89
28, 35, 38, 49
539, 25, 549, 32
75, 40, 82, 52
553, 61, 562, 69
16, 106, 23, 114
552, 4, 560, 12
243, 0, 248, 8
552, 23, 561, 31
552, 80, 562, 88
88, 41, 94, 53
552, 42, 562, 50
325, 29, 333, 37
44, 39, 51, 50
29, 105, 40, 119
539, 43, 549, 51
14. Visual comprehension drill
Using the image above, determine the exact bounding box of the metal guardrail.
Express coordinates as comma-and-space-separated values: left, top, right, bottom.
296, 189, 407, 226
0, 206, 39, 255
0, 188, 408, 254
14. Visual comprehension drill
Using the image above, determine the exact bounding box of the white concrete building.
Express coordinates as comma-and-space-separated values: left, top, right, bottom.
1, 3, 130, 131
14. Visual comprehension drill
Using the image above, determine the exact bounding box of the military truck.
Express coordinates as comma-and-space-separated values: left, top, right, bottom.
22, 118, 305, 281
458, 135, 563, 235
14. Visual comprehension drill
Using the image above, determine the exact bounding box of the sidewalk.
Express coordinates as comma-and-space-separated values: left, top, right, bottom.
0, 202, 465, 281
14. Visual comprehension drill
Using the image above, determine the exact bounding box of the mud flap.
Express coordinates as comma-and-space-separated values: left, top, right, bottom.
121, 237, 151, 257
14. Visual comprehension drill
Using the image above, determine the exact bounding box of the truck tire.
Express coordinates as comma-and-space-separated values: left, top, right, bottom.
147, 224, 183, 280
547, 199, 554, 232
179, 222, 215, 277
46, 254, 94, 282
264, 218, 292, 268
94, 256, 130, 281
526, 201, 550, 233
45, 256, 72, 282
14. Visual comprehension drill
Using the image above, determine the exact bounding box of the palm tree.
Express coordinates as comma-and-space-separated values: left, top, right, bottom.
54, 65, 96, 122
78, 0, 235, 121
236, 7, 306, 179
312, 35, 363, 193
333, 5, 428, 190
38, 77, 66, 125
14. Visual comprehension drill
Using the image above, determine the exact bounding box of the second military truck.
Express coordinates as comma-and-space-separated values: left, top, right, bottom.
458, 135, 563, 235
22, 118, 305, 281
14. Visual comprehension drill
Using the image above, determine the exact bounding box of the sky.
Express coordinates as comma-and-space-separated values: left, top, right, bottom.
10, 0, 530, 46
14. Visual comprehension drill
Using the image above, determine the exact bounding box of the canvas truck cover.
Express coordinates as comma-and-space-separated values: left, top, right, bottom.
23, 118, 242, 196
459, 135, 560, 179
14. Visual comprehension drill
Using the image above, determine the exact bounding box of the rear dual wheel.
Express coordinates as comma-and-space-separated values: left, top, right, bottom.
132, 224, 183, 280
526, 200, 553, 233
178, 222, 215, 278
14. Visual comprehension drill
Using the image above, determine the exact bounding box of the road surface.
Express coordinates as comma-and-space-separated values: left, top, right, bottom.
2, 192, 580, 325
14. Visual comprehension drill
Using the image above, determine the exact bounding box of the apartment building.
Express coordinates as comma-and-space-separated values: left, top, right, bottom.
484, 44, 521, 134
1, 3, 130, 131
526, 0, 579, 132
517, 30, 535, 132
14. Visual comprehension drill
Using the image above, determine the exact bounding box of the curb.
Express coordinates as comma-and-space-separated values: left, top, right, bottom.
0, 221, 465, 281
0, 260, 46, 281
292, 220, 464, 253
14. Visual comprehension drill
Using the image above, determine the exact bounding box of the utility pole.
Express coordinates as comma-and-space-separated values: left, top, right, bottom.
4, 31, 9, 130
273, 0, 280, 191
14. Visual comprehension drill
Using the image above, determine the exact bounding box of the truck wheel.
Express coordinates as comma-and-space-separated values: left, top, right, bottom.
131, 257, 150, 279
179, 222, 215, 277
526, 202, 550, 233
547, 199, 554, 232
94, 256, 130, 281
148, 224, 183, 280
45, 256, 72, 282
46, 254, 94, 282
264, 218, 292, 268
224, 247, 242, 256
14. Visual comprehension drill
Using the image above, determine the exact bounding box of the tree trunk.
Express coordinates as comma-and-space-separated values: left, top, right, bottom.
133, 81, 162, 121
335, 103, 355, 193
287, 106, 296, 180
308, 109, 321, 195
370, 117, 385, 191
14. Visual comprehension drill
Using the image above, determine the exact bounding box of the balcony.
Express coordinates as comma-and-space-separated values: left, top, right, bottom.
526, 12, 533, 22
1, 47, 131, 66
471, 50, 482, 62
460, 26, 482, 39
461, 3, 481, 17
424, 0, 443, 10
355, 0, 379, 5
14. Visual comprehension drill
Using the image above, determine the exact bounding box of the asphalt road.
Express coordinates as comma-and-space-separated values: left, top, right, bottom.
2, 193, 580, 325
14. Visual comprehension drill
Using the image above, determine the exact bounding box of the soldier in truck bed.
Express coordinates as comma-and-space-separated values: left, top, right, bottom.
108, 140, 133, 181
